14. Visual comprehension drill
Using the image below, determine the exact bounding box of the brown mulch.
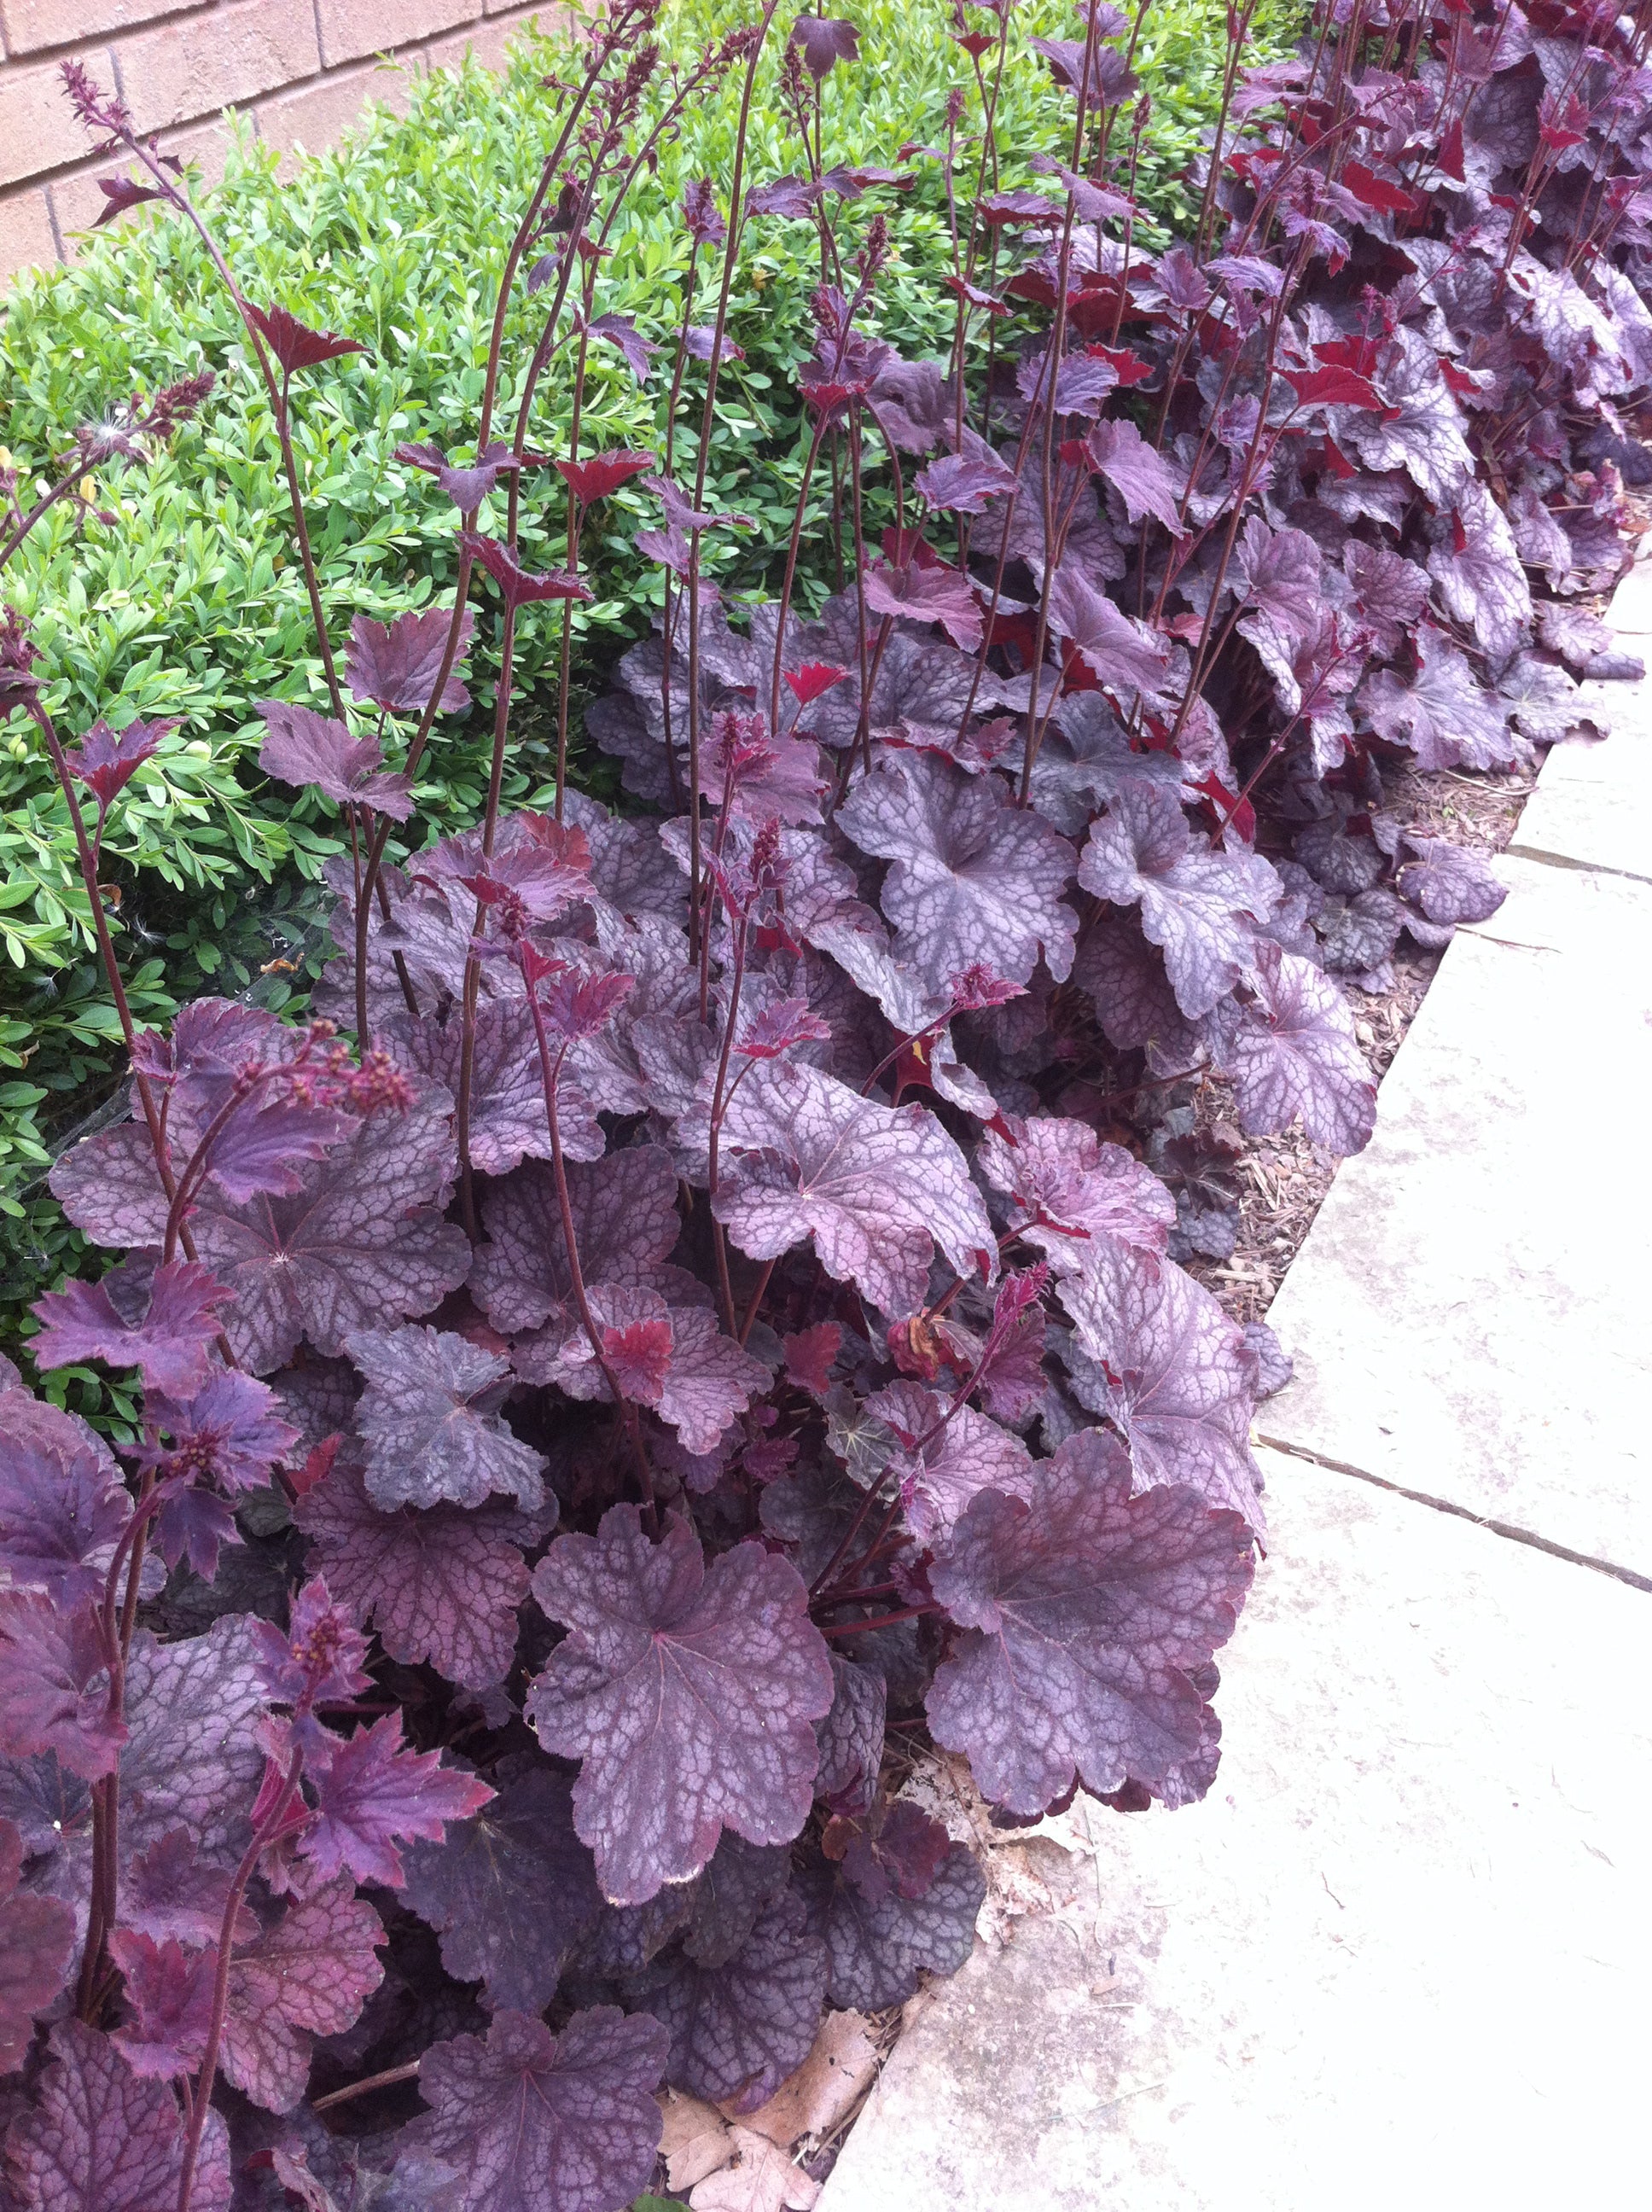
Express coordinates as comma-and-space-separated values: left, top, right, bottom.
1181, 750, 1544, 1330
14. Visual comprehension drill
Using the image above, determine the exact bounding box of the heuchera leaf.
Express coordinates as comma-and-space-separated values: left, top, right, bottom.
461, 533, 593, 609
0, 1394, 131, 1607
813, 1656, 886, 1812
402, 1761, 602, 2013
302, 1713, 494, 1889
63, 717, 174, 807
715, 1061, 996, 1318
0, 1595, 124, 1779
1216, 940, 1376, 1155
4, 2020, 232, 2212
789, 15, 859, 78
798, 1821, 984, 2009
346, 1324, 546, 1512
556, 450, 657, 504
470, 1144, 683, 1337
1057, 1257, 1265, 1531
29, 1258, 232, 1397
1079, 416, 1186, 533
838, 753, 1076, 992
1231, 517, 1322, 643
347, 607, 475, 717
398, 2006, 668, 2212
926, 1435, 1254, 1813
1396, 838, 1508, 925
588, 311, 659, 382
54, 1080, 471, 1374
1359, 633, 1515, 771
976, 1115, 1174, 1276
221, 1880, 384, 2114
637, 1885, 826, 2112
247, 301, 367, 373
0, 1815, 74, 2071
258, 700, 416, 818
782, 1322, 842, 1400
862, 556, 982, 650
296, 1451, 548, 1688
119, 1828, 252, 1950
915, 450, 1020, 514
526, 1506, 833, 1906
1428, 480, 1533, 661
1046, 567, 1174, 698
679, 1832, 793, 1970
864, 1379, 1034, 1545
1079, 787, 1279, 1018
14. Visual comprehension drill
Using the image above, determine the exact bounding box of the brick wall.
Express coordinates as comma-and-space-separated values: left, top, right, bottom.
0, 0, 561, 287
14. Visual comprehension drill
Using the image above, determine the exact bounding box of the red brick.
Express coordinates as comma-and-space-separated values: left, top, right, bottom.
0, 51, 119, 188
257, 58, 416, 176
0, 0, 192, 61
114, 0, 320, 134
427, 5, 562, 73
317, 0, 472, 71
0, 180, 59, 288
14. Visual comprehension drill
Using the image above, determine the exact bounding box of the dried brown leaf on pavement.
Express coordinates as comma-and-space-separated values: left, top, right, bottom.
689, 2126, 823, 2212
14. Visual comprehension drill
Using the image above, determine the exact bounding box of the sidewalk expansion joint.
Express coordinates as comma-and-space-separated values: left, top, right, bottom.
1254, 1433, 1652, 1594
1503, 839, 1652, 889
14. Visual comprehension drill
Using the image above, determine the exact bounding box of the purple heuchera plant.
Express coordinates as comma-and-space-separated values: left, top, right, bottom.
3, 3, 1648, 2204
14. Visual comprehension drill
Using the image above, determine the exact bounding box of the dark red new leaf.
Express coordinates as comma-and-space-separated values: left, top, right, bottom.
302, 1713, 494, 1889
247, 301, 368, 374
346, 606, 475, 717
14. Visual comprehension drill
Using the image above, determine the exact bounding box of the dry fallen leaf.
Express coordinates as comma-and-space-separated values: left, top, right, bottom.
660, 2089, 737, 2190
689, 2127, 822, 2212
735, 2010, 880, 2150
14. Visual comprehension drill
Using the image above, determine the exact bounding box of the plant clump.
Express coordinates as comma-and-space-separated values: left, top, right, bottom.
0, 3, 1648, 2206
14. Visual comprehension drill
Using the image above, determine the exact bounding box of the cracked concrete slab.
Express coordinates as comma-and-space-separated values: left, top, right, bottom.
1259, 850, 1652, 1576
817, 1448, 1652, 2212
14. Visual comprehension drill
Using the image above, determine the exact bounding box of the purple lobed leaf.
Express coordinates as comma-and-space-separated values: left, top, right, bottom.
797, 1827, 984, 2010
347, 606, 475, 717
401, 1761, 602, 2014
1058, 1257, 1265, 1530
257, 700, 415, 820
636, 1884, 826, 2113
1078, 788, 1279, 1019
347, 1324, 546, 1512
837, 752, 1076, 992
527, 1506, 833, 1906
977, 1114, 1174, 1276
1213, 941, 1376, 1155
0, 1815, 75, 2072
926, 1435, 1254, 1813
715, 1061, 997, 1318
0, 1393, 131, 1609
29, 1259, 232, 1398
295, 1451, 550, 1688
302, 1713, 494, 1890
4, 2019, 232, 2212
398, 2006, 667, 2212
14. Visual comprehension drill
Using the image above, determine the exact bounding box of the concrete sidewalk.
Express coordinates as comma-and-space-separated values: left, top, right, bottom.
817, 555, 1652, 2212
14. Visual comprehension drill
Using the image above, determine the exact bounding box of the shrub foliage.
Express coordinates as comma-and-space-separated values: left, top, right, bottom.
0, 2, 1647, 2206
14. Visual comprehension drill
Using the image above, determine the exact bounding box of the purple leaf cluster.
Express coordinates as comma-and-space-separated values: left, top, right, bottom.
5, 2, 1645, 2202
